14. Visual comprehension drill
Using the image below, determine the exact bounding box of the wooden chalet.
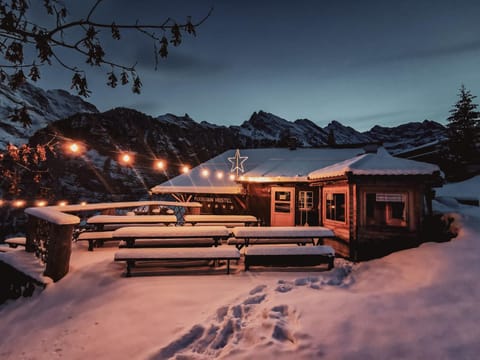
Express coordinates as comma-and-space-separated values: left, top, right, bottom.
151, 146, 443, 260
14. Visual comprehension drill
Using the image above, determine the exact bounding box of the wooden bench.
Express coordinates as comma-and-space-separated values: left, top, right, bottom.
230, 226, 335, 249
227, 237, 314, 247
77, 231, 115, 251
114, 247, 241, 276
183, 215, 259, 227
112, 226, 231, 248
4, 237, 27, 248
87, 214, 178, 230
118, 238, 216, 248
244, 245, 335, 271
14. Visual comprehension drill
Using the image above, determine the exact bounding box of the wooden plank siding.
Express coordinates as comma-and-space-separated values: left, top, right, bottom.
321, 184, 351, 258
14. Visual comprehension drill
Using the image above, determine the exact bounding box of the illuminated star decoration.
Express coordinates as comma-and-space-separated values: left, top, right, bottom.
228, 149, 248, 177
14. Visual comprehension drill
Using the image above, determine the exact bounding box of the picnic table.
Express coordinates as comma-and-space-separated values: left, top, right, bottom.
86, 214, 178, 230
114, 247, 240, 276
112, 225, 232, 248
183, 215, 259, 227
228, 226, 335, 249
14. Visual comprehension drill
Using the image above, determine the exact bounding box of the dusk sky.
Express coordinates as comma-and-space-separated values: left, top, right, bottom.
37, 0, 480, 131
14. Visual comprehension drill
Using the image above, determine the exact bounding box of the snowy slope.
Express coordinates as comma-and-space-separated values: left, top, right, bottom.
0, 181, 479, 359
0, 81, 98, 146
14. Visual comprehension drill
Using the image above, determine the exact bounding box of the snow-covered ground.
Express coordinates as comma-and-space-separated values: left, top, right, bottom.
1, 192, 480, 359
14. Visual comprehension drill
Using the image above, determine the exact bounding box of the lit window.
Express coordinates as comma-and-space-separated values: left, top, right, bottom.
325, 192, 345, 222
366, 193, 407, 227
298, 191, 313, 210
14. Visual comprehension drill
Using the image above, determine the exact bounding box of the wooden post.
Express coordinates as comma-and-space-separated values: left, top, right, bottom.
44, 223, 74, 282
25, 216, 37, 253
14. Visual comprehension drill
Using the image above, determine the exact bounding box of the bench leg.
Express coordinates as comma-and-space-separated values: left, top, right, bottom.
227, 260, 230, 274
328, 257, 334, 270
88, 240, 94, 251
125, 260, 134, 277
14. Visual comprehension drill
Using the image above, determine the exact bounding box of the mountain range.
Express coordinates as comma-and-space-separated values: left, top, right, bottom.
1, 82, 448, 201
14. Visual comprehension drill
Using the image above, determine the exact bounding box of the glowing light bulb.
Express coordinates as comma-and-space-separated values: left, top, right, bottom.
182, 165, 190, 174
201, 169, 210, 177
36, 200, 47, 207
13, 200, 26, 208
69, 143, 79, 153
216, 171, 224, 179
155, 160, 165, 170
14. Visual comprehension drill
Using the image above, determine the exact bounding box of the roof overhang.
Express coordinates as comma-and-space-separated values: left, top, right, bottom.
150, 185, 244, 195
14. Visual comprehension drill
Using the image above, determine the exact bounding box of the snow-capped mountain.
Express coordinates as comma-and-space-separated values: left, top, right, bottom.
0, 81, 98, 147
0, 81, 449, 202
238, 111, 328, 146
324, 120, 373, 144
365, 120, 448, 154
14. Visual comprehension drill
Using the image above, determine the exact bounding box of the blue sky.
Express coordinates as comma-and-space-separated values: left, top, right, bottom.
37, 0, 480, 131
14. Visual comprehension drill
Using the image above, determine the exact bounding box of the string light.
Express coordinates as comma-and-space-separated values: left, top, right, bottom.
119, 152, 134, 165
181, 165, 190, 174
35, 200, 47, 207
13, 200, 26, 208
69, 143, 79, 153
216, 171, 224, 179
58, 200, 68, 206
64, 141, 84, 156
154, 160, 165, 170
229, 174, 236, 181
201, 168, 210, 177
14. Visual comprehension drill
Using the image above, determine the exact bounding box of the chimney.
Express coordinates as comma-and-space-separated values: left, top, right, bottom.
363, 143, 380, 153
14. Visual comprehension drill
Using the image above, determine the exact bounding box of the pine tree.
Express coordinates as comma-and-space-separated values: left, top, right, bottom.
446, 85, 480, 165
327, 129, 336, 146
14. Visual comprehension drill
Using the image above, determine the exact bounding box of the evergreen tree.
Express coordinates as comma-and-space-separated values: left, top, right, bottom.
327, 129, 336, 146
446, 85, 480, 165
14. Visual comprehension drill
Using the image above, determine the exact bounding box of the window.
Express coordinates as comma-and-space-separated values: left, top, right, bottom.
298, 191, 313, 210
274, 191, 291, 213
366, 192, 407, 227
325, 192, 345, 222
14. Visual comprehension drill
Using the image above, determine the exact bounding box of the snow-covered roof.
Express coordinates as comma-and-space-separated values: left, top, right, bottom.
308, 147, 441, 180
152, 147, 441, 194
151, 147, 365, 194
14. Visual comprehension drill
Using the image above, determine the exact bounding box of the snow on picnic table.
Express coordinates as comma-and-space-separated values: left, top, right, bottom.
183, 214, 258, 223
232, 226, 335, 238
112, 225, 231, 238
87, 214, 178, 224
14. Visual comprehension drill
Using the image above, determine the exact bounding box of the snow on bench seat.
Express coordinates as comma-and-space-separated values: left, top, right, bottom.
87, 215, 178, 228
227, 237, 314, 247
77, 231, 115, 251
184, 215, 259, 226
112, 226, 231, 247
114, 247, 241, 276
5, 237, 27, 248
118, 238, 216, 248
244, 245, 335, 271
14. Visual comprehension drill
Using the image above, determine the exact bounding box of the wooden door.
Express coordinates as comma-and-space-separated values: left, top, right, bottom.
270, 187, 295, 226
